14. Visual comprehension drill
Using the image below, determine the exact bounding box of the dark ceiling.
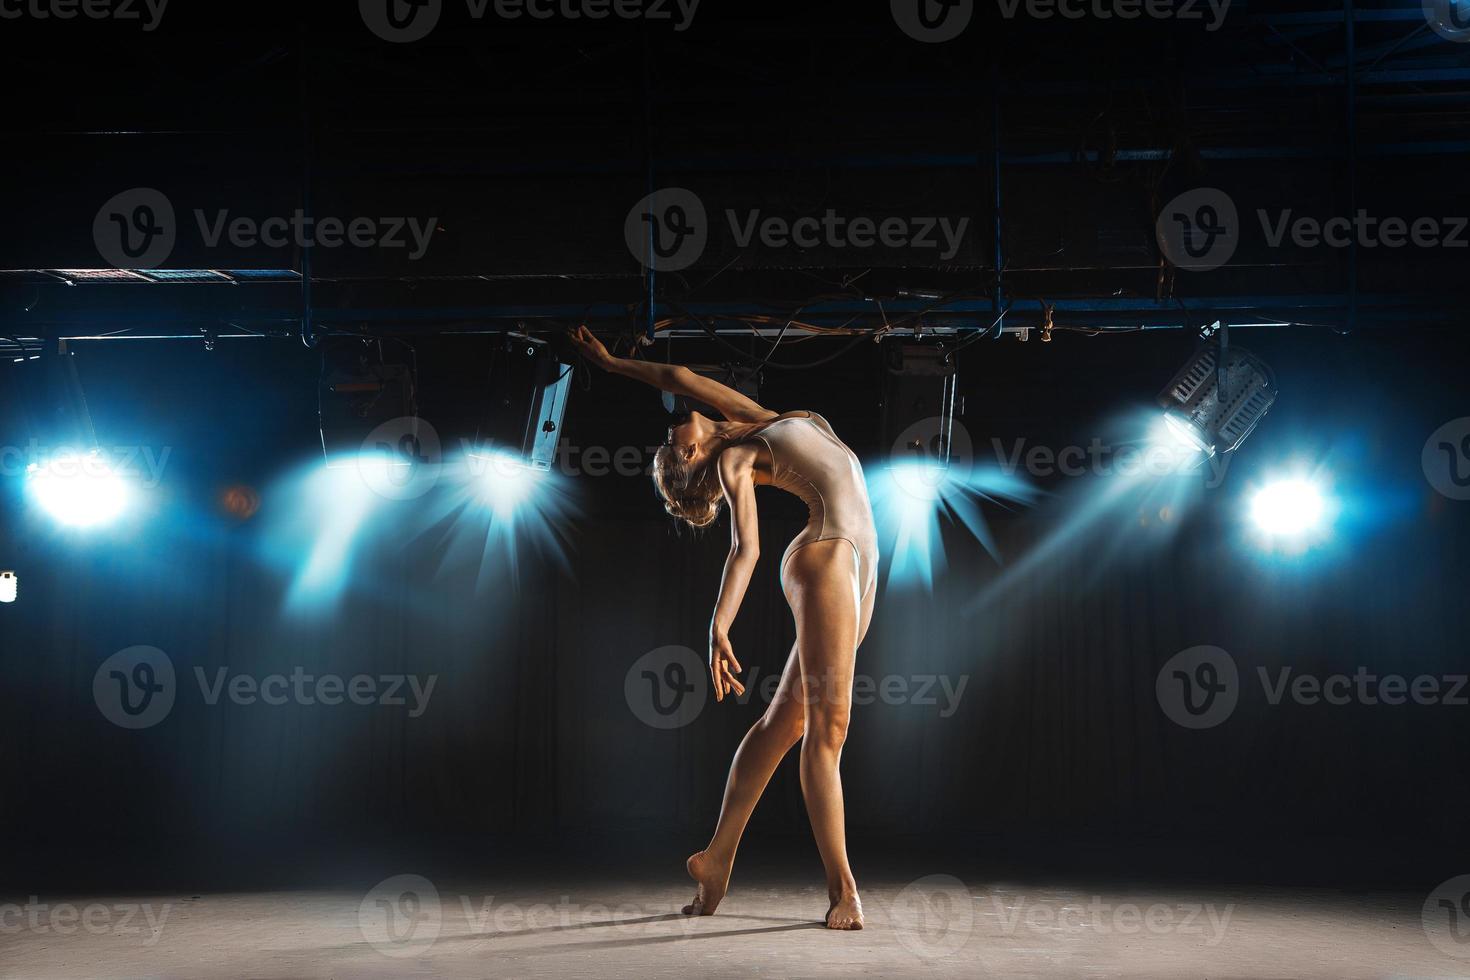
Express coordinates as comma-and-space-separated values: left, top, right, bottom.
2, 0, 1468, 353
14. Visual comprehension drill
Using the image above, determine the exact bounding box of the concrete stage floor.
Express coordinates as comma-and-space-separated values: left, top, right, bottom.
2, 869, 1465, 978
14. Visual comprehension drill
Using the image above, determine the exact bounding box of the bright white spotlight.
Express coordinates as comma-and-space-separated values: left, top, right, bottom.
1250, 477, 1327, 537
1146, 416, 1208, 474
26, 451, 130, 528
469, 450, 539, 515
890, 459, 951, 504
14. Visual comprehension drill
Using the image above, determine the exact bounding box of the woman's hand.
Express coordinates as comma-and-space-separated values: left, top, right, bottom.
567, 325, 617, 370
709, 631, 746, 702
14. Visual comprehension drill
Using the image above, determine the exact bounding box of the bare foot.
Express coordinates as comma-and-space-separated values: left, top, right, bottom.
826, 890, 864, 930
680, 850, 732, 916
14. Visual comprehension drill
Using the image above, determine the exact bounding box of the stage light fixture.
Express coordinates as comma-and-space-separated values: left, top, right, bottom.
26, 451, 131, 528
1157, 336, 1277, 459
0, 571, 16, 604
319, 337, 418, 465
468, 335, 573, 472
1250, 477, 1327, 538
881, 343, 960, 470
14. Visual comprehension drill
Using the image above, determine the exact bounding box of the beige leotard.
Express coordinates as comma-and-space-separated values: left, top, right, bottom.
752, 412, 879, 602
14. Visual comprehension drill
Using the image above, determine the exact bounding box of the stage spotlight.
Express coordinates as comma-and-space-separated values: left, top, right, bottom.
1250, 477, 1327, 537
1146, 416, 1210, 474
1157, 338, 1277, 458
319, 337, 417, 463
868, 341, 1045, 587
0, 571, 16, 604
469, 449, 540, 516
471, 335, 573, 471
26, 450, 130, 528
881, 343, 960, 469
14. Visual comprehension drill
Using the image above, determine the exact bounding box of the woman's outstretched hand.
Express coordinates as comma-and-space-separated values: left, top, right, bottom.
567, 325, 617, 370
709, 631, 746, 702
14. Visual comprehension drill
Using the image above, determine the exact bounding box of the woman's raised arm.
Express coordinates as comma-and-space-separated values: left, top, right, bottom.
568, 326, 777, 423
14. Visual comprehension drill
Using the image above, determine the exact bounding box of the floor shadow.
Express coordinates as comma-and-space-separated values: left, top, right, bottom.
430, 910, 809, 944
510, 920, 830, 955
319, 911, 820, 956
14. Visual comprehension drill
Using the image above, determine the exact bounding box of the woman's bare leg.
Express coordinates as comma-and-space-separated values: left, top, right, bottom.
785, 539, 874, 930
683, 643, 806, 915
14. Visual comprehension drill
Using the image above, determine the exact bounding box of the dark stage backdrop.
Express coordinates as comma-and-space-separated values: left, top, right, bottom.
1, 328, 1467, 865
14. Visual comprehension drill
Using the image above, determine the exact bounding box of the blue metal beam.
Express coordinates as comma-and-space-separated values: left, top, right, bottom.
4, 293, 1459, 343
